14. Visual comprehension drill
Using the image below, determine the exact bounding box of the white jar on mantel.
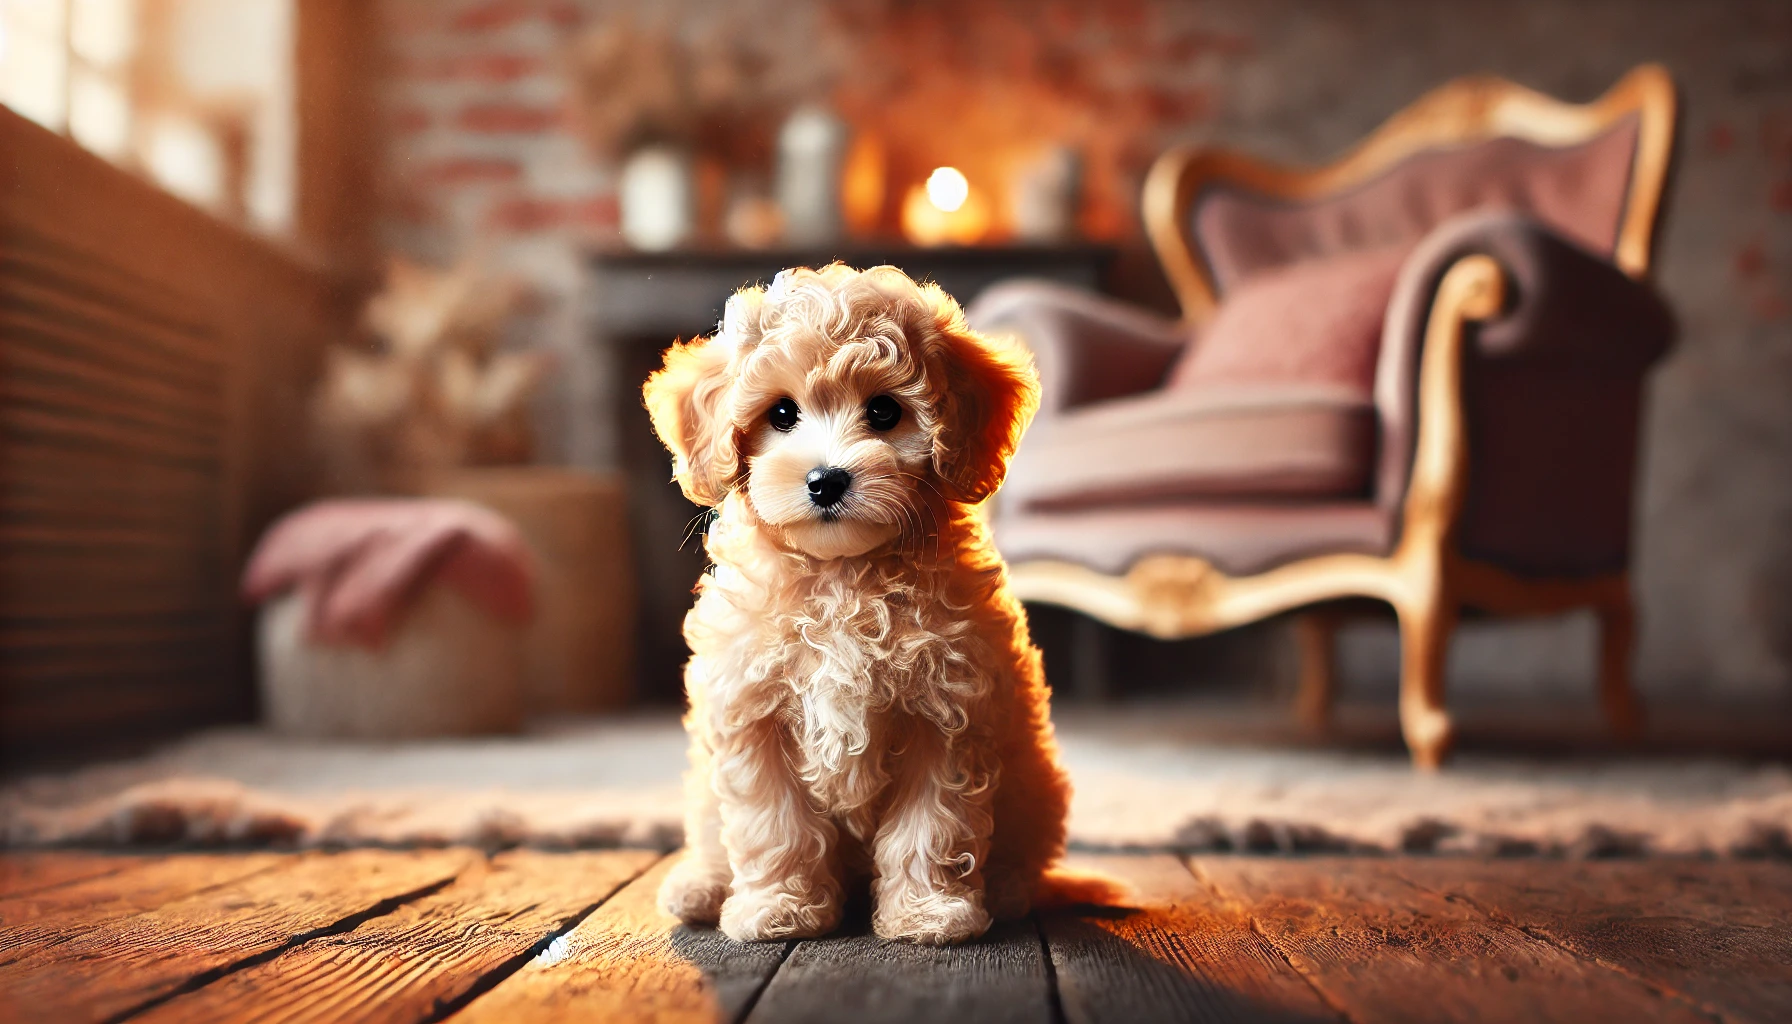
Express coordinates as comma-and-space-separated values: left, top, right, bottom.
777, 106, 849, 246
619, 145, 695, 251
1011, 145, 1083, 243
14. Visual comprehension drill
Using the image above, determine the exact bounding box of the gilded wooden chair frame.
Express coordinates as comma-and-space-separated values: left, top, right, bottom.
1006, 65, 1677, 768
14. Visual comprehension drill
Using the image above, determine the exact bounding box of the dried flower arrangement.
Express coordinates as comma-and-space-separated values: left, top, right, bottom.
312, 257, 551, 494
565, 15, 823, 248
566, 16, 783, 166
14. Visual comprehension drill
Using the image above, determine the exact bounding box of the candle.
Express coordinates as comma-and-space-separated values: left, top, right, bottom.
901, 166, 990, 246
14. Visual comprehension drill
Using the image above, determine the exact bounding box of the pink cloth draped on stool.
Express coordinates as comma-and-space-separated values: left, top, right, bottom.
242, 500, 536, 649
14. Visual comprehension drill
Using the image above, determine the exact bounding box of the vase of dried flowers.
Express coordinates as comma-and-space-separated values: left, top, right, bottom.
566, 17, 799, 249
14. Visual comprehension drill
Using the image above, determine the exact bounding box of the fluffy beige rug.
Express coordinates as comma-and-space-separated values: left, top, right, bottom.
5, 710, 1790, 857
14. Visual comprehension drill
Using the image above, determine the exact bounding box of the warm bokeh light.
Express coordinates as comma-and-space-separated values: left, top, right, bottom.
839, 132, 886, 237
901, 172, 989, 247
924, 166, 968, 213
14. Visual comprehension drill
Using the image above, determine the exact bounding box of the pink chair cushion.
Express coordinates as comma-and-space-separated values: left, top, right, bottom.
241, 499, 535, 649
1003, 382, 1376, 511
1001, 248, 1410, 514
1168, 246, 1410, 395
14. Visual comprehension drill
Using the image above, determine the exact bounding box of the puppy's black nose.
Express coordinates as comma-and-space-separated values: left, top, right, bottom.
806, 467, 851, 508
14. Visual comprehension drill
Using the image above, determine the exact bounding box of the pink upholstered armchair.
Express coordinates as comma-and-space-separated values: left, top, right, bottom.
967, 65, 1679, 768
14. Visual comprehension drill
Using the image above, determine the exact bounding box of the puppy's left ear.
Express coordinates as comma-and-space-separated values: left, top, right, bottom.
921, 288, 1041, 504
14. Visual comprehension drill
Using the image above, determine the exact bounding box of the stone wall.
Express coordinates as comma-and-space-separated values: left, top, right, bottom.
374, 0, 1792, 700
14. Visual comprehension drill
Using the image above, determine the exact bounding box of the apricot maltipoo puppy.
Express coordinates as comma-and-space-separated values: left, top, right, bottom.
643, 263, 1078, 945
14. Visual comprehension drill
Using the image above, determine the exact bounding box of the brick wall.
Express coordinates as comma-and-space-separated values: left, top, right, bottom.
375, 0, 1792, 700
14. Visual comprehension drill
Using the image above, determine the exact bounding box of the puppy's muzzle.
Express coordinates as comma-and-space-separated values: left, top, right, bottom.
806, 467, 851, 508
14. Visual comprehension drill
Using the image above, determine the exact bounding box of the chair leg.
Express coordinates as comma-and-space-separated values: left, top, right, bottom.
1597, 593, 1644, 739
1396, 588, 1456, 771
1294, 611, 1338, 731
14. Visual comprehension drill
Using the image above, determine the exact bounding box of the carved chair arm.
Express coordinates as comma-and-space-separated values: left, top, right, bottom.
1380, 212, 1675, 576
1412, 212, 1675, 370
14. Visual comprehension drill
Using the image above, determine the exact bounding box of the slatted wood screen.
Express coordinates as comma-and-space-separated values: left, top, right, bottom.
1, 109, 349, 764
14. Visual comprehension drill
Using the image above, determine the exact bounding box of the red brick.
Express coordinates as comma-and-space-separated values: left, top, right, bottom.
544, 2, 583, 29
484, 196, 565, 232
571, 195, 620, 228
450, 0, 533, 32
388, 106, 433, 134
1772, 180, 1792, 213
1736, 239, 1766, 279
484, 194, 621, 233
411, 157, 524, 187
445, 0, 583, 32
457, 102, 564, 134
1705, 120, 1737, 156
402, 53, 549, 83
1762, 110, 1792, 162
1130, 85, 1211, 123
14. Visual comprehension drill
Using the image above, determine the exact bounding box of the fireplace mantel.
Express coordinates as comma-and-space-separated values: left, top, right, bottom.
587, 244, 1114, 343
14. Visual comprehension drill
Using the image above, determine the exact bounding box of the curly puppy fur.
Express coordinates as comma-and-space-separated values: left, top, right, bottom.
643, 264, 1073, 945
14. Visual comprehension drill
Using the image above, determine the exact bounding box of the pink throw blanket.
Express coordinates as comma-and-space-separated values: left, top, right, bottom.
242, 500, 536, 648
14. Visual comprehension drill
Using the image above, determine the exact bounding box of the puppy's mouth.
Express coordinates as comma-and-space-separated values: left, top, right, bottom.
768, 497, 904, 559
802, 497, 880, 530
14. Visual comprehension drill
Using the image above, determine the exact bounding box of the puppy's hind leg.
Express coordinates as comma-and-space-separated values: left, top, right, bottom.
660, 726, 732, 926
714, 716, 844, 942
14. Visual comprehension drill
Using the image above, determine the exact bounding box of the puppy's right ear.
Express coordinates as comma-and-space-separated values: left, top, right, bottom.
643, 333, 738, 507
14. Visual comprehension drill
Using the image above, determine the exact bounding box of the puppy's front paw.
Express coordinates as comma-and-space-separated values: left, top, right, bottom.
874, 889, 992, 945
659, 860, 731, 926
719, 884, 842, 942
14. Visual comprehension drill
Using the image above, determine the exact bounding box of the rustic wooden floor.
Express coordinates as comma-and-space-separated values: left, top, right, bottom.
1, 849, 1788, 1024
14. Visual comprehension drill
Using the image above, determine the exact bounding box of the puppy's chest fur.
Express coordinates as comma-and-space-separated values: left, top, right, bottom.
693, 537, 998, 819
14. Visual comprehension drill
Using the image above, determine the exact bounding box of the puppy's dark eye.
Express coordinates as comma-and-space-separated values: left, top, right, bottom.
767, 397, 800, 432
865, 395, 902, 432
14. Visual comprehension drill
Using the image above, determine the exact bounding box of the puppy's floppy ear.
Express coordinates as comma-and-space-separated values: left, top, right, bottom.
643, 332, 742, 508
643, 286, 771, 505
920, 286, 1041, 504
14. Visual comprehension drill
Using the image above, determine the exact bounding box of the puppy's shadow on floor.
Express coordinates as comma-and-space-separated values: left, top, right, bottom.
666, 898, 1337, 1024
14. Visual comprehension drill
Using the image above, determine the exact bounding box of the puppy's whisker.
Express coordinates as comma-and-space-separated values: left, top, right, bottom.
911, 474, 952, 565
681, 507, 719, 551
902, 500, 928, 555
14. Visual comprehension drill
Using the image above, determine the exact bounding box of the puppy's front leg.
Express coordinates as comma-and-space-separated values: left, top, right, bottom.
659, 725, 732, 925
713, 715, 843, 941
871, 724, 995, 945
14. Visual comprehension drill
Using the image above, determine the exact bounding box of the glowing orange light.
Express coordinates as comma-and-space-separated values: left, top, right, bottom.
924, 167, 969, 213
903, 167, 988, 247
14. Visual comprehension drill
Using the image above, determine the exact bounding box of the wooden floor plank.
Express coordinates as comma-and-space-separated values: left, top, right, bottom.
0, 848, 476, 1024
747, 916, 1050, 1024
130, 848, 659, 1024
0, 851, 140, 899
1395, 858, 1792, 1024
0, 852, 293, 966
455, 854, 786, 1024
1045, 854, 1340, 1024
1193, 857, 1714, 1024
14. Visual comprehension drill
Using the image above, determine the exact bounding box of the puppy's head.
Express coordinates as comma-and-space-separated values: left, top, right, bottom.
643, 264, 1039, 560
